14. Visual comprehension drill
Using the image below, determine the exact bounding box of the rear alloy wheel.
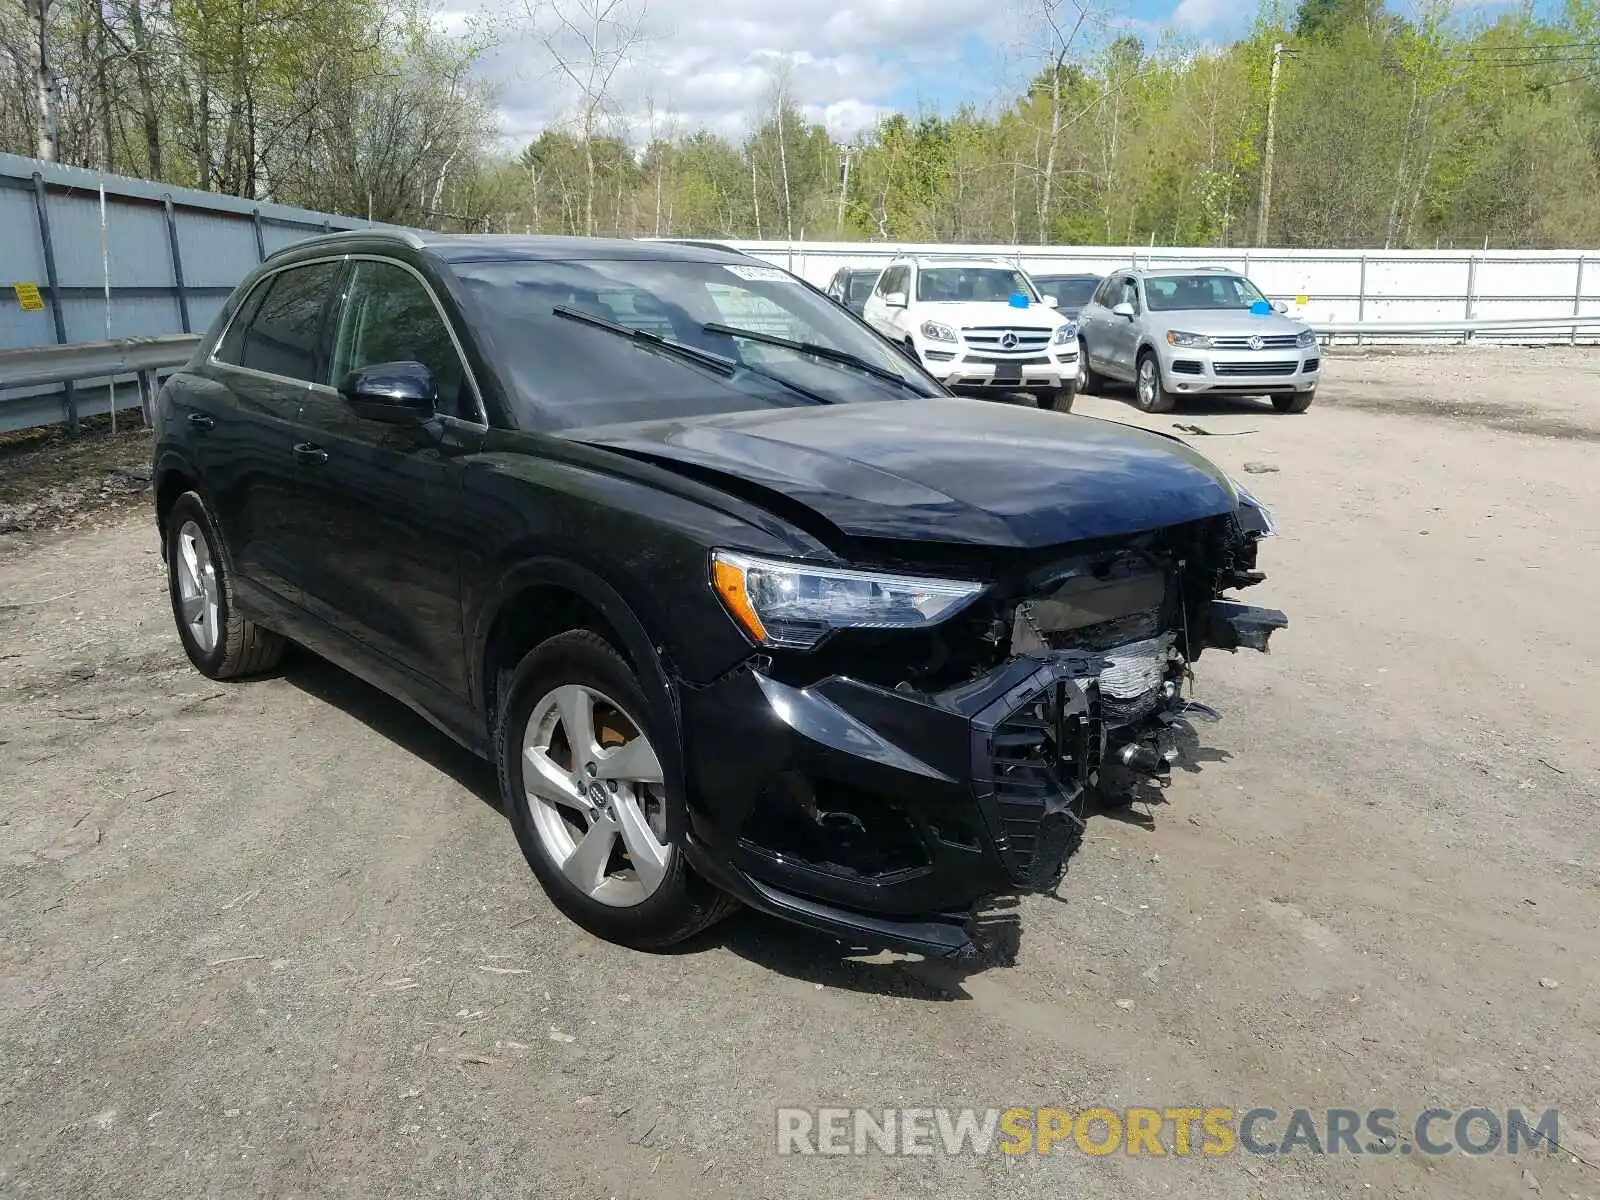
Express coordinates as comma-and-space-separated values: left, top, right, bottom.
164, 491, 285, 679
1135, 352, 1178, 414
498, 630, 738, 948
1272, 390, 1315, 413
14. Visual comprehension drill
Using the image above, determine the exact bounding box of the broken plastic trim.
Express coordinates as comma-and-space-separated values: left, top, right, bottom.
1206, 600, 1289, 653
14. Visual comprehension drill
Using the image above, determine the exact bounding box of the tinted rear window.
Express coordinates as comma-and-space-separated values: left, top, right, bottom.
232, 262, 340, 382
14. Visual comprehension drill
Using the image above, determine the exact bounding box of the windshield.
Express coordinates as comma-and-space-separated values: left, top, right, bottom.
454, 257, 939, 430
1145, 274, 1268, 312
1036, 276, 1100, 307
916, 267, 1039, 304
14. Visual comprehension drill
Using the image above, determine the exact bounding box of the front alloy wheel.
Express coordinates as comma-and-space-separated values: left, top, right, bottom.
1135, 354, 1177, 414
497, 629, 738, 949
522, 683, 671, 907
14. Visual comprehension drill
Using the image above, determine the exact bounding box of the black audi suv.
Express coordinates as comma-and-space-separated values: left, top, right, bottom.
152, 231, 1286, 957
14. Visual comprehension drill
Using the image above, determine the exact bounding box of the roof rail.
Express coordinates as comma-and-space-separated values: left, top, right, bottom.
265, 226, 425, 260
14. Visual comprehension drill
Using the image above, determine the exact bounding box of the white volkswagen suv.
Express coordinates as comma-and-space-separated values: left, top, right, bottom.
861, 257, 1080, 411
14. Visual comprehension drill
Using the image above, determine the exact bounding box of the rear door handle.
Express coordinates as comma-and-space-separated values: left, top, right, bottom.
187, 412, 215, 430
293, 442, 328, 466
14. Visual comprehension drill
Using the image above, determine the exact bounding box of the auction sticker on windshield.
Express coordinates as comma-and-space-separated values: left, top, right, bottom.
725, 264, 795, 283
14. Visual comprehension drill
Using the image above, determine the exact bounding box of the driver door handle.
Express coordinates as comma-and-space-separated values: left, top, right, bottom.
186, 412, 215, 430
293, 442, 328, 466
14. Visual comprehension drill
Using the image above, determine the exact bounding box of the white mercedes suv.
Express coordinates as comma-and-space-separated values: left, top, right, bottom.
861, 257, 1080, 411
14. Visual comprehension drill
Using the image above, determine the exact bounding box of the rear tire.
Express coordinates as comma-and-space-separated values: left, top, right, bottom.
497, 629, 738, 950
1272, 391, 1315, 413
1135, 351, 1178, 414
164, 491, 285, 679
1077, 339, 1104, 394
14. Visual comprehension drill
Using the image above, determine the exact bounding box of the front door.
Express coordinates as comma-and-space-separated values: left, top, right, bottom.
290, 258, 479, 704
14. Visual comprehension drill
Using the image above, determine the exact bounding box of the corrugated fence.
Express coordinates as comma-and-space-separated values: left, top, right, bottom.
0, 153, 386, 431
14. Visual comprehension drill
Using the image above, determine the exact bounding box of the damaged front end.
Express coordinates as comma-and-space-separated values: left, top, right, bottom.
677, 495, 1287, 959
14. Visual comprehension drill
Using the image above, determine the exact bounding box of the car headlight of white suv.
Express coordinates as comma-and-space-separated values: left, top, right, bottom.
1051, 321, 1077, 345
920, 320, 957, 343
1296, 329, 1317, 348
1166, 330, 1213, 348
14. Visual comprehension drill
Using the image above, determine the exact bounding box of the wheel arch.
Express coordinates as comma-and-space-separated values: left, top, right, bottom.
473, 558, 675, 746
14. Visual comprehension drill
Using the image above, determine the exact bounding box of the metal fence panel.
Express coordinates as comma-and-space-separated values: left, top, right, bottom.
0, 152, 395, 428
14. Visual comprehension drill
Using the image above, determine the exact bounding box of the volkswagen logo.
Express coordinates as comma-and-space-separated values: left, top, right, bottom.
1000, 331, 1019, 350
1247, 334, 1264, 351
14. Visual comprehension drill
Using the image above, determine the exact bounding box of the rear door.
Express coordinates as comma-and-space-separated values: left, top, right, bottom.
199, 258, 344, 609
1105, 275, 1143, 379
289, 256, 478, 704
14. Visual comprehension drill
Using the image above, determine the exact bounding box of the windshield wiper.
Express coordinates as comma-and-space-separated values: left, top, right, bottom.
554, 304, 736, 376
552, 305, 833, 407
702, 322, 925, 392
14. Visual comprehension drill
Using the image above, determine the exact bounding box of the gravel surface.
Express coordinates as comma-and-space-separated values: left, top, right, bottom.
1, 348, 1597, 1198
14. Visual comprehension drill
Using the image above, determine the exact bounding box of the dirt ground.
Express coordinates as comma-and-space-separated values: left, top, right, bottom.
1, 347, 1597, 1199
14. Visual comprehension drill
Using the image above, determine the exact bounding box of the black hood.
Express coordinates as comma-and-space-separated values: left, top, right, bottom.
562, 397, 1239, 549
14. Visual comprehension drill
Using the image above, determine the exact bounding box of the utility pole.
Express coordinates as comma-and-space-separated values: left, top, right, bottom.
1255, 41, 1284, 248
836, 145, 853, 230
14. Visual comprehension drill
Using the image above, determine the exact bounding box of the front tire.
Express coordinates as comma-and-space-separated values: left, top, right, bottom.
164, 491, 285, 679
1046, 385, 1077, 413
1272, 391, 1315, 413
1135, 351, 1178, 414
496, 629, 737, 950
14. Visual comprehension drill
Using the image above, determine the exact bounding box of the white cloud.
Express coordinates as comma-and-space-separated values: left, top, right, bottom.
460, 0, 1198, 150
1169, 0, 1231, 29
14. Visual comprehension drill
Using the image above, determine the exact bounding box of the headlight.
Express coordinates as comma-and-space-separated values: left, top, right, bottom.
711, 550, 985, 648
1228, 477, 1277, 537
1051, 321, 1077, 345
1296, 328, 1317, 348
919, 320, 957, 343
1166, 330, 1212, 348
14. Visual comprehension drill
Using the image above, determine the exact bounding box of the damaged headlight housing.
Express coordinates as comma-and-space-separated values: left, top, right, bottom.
711, 550, 986, 648
1229, 477, 1278, 537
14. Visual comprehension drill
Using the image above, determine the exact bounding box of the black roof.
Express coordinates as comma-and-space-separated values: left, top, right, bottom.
270, 229, 755, 266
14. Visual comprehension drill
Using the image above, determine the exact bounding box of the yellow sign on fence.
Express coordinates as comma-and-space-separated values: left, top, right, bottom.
13, 282, 45, 312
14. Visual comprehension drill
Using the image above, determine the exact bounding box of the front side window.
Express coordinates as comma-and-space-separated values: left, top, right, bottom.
1145, 273, 1268, 312
454, 255, 941, 430
847, 272, 878, 304
916, 267, 1039, 304
877, 265, 906, 297
232, 261, 341, 382
331, 260, 472, 417
1115, 277, 1141, 312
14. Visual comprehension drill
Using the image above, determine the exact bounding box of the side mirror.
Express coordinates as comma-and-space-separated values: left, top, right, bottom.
1272, 300, 1288, 314
1042, 294, 1058, 307
885, 291, 908, 309
339, 360, 437, 424
1111, 302, 1136, 319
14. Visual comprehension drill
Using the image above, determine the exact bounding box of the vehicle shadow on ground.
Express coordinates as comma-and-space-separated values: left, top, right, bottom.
277, 647, 503, 813
1086, 386, 1285, 421
272, 647, 1229, 1002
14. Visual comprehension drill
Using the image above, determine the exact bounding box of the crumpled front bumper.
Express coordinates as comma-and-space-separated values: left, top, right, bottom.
673, 652, 1098, 957
675, 600, 1288, 957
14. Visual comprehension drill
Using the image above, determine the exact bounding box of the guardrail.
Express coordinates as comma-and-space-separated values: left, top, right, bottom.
1311, 312, 1600, 347
0, 334, 200, 434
